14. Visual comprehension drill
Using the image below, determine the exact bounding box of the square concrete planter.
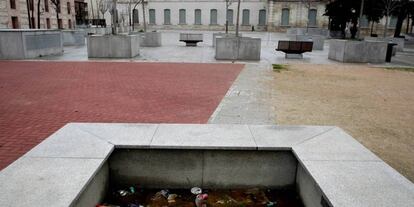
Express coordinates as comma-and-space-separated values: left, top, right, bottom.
87, 27, 111, 35
287, 28, 329, 37
0, 123, 413, 207
329, 39, 387, 63
288, 34, 325, 50
87, 34, 140, 58
62, 30, 86, 46
212, 33, 242, 47
0, 29, 63, 59
133, 32, 162, 47
215, 36, 261, 61
364, 36, 405, 52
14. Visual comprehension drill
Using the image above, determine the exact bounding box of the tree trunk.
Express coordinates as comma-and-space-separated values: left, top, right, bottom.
26, 0, 32, 28
406, 15, 410, 34
383, 15, 389, 38
225, 0, 229, 34
128, 3, 131, 27
357, 0, 364, 39
394, 12, 406, 37
31, 0, 35, 28
37, 0, 41, 28
96, 0, 100, 19
370, 21, 374, 35
56, 4, 60, 29
91, 0, 95, 19
235, 0, 240, 37
142, 1, 146, 32
411, 16, 414, 33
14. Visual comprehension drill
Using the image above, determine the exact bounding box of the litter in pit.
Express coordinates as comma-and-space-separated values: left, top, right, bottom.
98, 187, 304, 207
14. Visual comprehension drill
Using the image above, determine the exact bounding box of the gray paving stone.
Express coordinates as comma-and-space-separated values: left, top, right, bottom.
302, 160, 414, 207
150, 124, 257, 150
293, 127, 381, 161
249, 125, 334, 150
0, 157, 105, 207
77, 123, 159, 148
24, 123, 113, 158
208, 64, 277, 125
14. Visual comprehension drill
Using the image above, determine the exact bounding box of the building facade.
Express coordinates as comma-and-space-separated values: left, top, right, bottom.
0, 0, 76, 29
90, 0, 329, 32
1, 0, 410, 34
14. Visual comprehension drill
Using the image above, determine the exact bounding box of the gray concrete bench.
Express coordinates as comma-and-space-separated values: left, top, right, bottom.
180, 33, 203, 46
276, 40, 313, 59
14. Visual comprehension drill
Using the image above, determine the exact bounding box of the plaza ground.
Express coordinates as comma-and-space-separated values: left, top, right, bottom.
41, 30, 414, 67
1, 30, 414, 183
272, 64, 414, 182
0, 61, 242, 170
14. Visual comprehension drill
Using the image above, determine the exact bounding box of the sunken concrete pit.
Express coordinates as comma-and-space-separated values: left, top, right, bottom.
0, 123, 413, 207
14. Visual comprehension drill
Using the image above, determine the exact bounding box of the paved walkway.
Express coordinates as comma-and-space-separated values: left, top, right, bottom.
39, 30, 414, 67
209, 64, 277, 124
0, 61, 242, 170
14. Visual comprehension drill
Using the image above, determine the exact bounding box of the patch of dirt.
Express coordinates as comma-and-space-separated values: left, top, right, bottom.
272, 63, 414, 182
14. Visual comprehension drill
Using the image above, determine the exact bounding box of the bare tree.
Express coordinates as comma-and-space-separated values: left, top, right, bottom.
90, 0, 95, 19
37, 0, 41, 28
300, 0, 312, 32
50, 0, 61, 29
108, 0, 117, 34
235, 0, 240, 36
225, 0, 235, 33
98, 0, 109, 17
381, 0, 401, 37
26, 0, 32, 28
131, 0, 142, 31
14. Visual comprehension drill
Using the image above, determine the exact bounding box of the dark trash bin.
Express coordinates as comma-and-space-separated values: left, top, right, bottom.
386, 43, 398, 62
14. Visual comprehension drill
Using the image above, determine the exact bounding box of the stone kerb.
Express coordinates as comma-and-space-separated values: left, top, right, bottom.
0, 29, 63, 59
87, 34, 140, 58
329, 39, 387, 63
215, 37, 261, 61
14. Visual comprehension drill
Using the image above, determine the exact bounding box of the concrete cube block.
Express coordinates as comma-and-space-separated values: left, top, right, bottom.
212, 33, 241, 47
287, 28, 329, 37
364, 36, 405, 52
329, 39, 387, 63
62, 30, 86, 46
215, 36, 261, 60
0, 29, 63, 59
137, 32, 162, 47
87, 34, 140, 58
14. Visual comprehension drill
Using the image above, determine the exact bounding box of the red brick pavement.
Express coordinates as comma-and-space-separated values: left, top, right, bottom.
0, 61, 243, 170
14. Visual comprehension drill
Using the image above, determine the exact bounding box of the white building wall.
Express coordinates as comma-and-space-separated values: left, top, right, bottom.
87, 0, 410, 35
96, 0, 267, 31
